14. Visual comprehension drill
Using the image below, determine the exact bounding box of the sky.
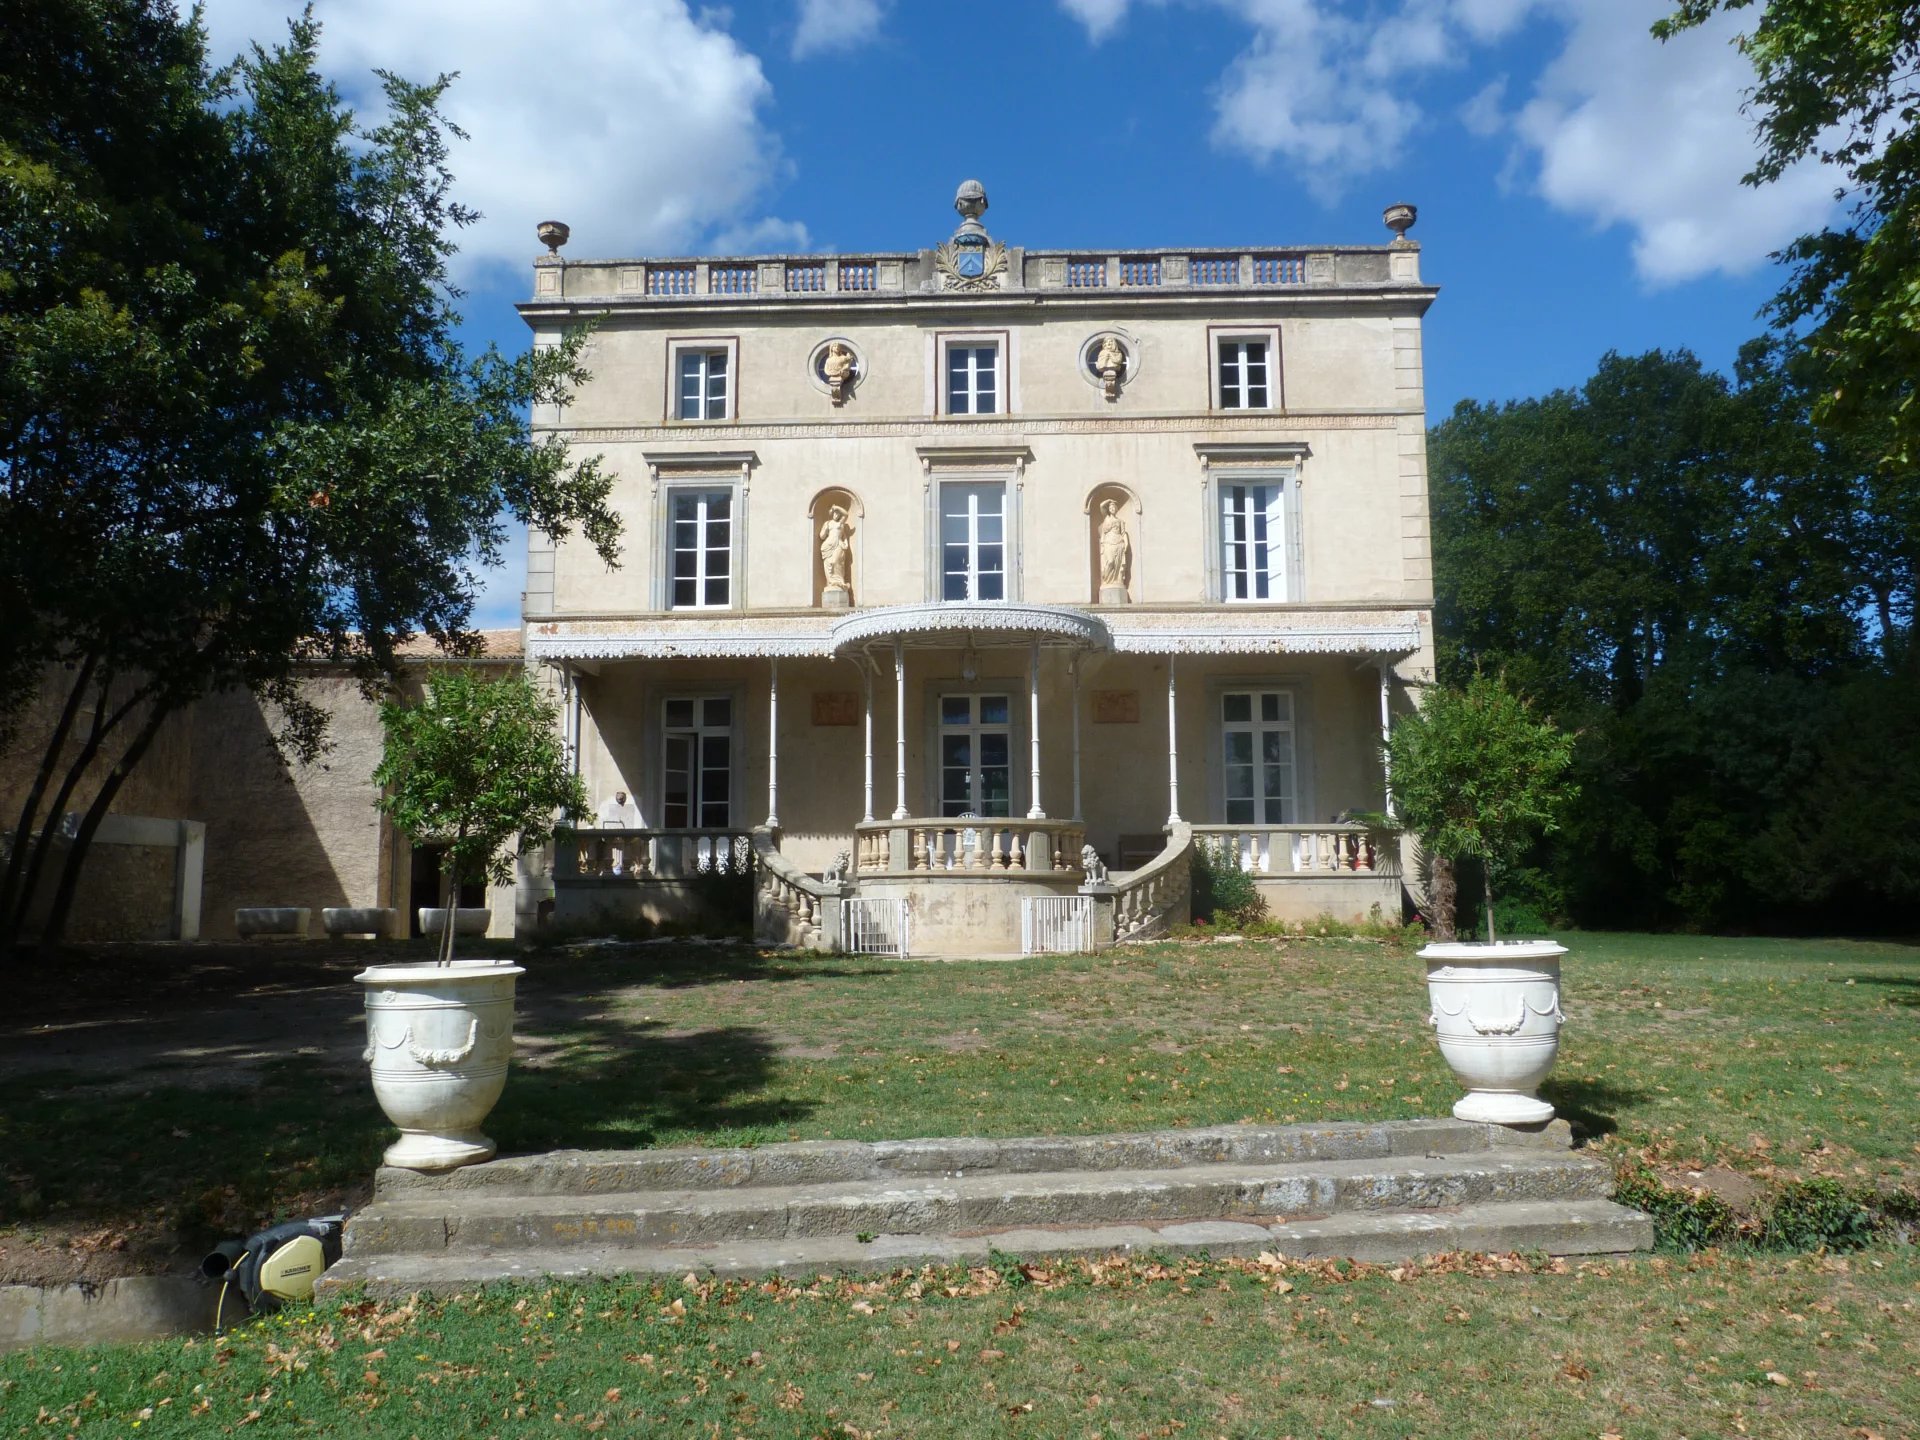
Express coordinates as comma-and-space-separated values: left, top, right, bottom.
198, 0, 1847, 627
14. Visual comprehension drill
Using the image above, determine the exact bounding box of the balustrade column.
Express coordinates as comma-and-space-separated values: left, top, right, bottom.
892, 639, 909, 821
1027, 641, 1046, 820
1166, 656, 1183, 825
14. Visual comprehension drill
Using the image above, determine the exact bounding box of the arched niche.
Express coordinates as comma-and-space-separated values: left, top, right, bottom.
809, 487, 863, 609
1085, 483, 1141, 605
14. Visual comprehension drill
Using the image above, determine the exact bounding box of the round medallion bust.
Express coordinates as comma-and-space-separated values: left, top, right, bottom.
1420, 940, 1566, 1124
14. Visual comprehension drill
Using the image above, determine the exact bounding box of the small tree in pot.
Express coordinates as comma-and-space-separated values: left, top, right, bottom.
1385, 672, 1578, 1124
359, 668, 584, 1169
375, 668, 586, 962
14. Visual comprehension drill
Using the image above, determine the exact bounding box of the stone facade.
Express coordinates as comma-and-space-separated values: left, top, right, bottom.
522, 185, 1437, 950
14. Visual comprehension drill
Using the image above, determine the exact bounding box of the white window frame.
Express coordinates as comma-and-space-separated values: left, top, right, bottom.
1218, 479, 1288, 603
932, 331, 1014, 417
662, 483, 739, 611
655, 692, 739, 830
1217, 689, 1298, 826
935, 691, 1016, 818
921, 681, 1032, 817
938, 480, 1009, 602
1209, 325, 1281, 412
1199, 456, 1304, 605
666, 336, 739, 422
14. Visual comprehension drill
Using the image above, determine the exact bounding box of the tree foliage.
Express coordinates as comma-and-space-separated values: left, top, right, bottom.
374, 670, 585, 965
1657, 4, 1920, 472
0, 1, 619, 950
1431, 344, 1920, 932
1385, 673, 1576, 942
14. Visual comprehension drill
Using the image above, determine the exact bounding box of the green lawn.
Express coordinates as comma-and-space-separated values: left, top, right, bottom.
5, 931, 1918, 1432
4, 930, 1917, 1270
4, 1250, 1917, 1437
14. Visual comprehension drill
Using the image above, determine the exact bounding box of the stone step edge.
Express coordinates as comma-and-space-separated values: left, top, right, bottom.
374, 1117, 1573, 1200
319, 1198, 1652, 1299
346, 1151, 1614, 1256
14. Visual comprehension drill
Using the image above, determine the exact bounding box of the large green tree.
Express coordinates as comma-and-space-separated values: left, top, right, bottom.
1657, 0, 1920, 655
0, 2, 619, 951
1431, 344, 1920, 931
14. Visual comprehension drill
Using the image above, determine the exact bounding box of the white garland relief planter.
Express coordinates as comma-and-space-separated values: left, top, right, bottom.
1421, 940, 1566, 1125
356, 960, 523, 1170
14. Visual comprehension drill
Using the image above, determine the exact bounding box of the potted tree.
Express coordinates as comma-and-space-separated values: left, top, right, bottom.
1385, 672, 1577, 1124
360, 668, 585, 1170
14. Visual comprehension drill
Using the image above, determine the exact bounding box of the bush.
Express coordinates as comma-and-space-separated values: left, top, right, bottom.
1615, 1166, 1895, 1254
1762, 1178, 1878, 1252
1614, 1167, 1739, 1252
1190, 840, 1268, 928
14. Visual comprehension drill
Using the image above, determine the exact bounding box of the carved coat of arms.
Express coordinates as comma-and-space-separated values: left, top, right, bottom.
935, 236, 1007, 291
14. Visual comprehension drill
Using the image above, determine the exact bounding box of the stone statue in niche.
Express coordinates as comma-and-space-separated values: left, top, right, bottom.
821, 341, 857, 404
1094, 334, 1126, 400
819, 504, 853, 609
1097, 498, 1131, 604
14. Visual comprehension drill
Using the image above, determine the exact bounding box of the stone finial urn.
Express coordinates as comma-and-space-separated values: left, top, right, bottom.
1420, 940, 1565, 1124
536, 219, 570, 255
1383, 203, 1418, 243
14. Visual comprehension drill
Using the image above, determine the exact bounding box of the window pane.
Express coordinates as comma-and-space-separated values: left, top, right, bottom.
1225, 797, 1254, 825
1223, 693, 1252, 723
705, 492, 731, 522
1260, 693, 1281, 723
1224, 731, 1253, 765
943, 572, 968, 601
704, 576, 728, 606
672, 577, 697, 606
665, 699, 694, 728
979, 733, 1009, 767
979, 695, 1010, 725
979, 769, 1010, 815
1263, 762, 1290, 799
941, 697, 971, 725
704, 697, 731, 727
977, 571, 1004, 601
943, 542, 969, 574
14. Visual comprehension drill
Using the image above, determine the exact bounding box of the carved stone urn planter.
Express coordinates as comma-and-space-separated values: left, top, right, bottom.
356, 959, 523, 1170
1420, 940, 1566, 1125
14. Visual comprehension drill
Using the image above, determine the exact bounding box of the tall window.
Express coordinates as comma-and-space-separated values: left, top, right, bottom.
940, 694, 1012, 817
662, 696, 732, 828
940, 482, 1006, 601
1221, 691, 1295, 825
946, 344, 999, 415
1217, 338, 1271, 410
1220, 481, 1286, 602
677, 348, 729, 420
670, 489, 732, 609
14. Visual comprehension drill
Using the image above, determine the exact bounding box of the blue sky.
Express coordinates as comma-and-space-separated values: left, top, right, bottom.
201, 0, 1842, 626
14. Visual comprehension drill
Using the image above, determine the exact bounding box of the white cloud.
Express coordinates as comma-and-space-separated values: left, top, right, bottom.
1460, 75, 1508, 138
709, 216, 814, 253
1508, 3, 1843, 284
792, 0, 889, 57
197, 1, 785, 285
1059, 0, 1135, 41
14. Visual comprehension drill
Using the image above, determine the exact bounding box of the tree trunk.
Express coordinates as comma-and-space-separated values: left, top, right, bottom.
1429, 856, 1458, 941
0, 656, 98, 943
34, 704, 171, 958
1483, 862, 1497, 943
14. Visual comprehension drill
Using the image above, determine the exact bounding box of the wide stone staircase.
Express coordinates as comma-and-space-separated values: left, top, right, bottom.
320, 1117, 1651, 1299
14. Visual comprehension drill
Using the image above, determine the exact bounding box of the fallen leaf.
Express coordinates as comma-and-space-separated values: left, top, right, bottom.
1766, 1372, 1791, 1387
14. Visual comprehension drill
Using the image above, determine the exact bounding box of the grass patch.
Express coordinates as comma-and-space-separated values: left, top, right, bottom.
4, 931, 1918, 1280
5, 1250, 1918, 1436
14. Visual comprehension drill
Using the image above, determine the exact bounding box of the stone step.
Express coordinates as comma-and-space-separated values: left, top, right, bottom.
344, 1149, 1615, 1258
318, 1198, 1652, 1299
370, 1118, 1565, 1200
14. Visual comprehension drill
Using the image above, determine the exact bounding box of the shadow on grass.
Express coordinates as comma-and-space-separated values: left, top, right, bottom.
1845, 974, 1920, 1006
1538, 1075, 1647, 1143
518, 941, 885, 993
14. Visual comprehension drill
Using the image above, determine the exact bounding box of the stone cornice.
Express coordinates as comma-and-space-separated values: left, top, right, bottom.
543, 412, 1402, 445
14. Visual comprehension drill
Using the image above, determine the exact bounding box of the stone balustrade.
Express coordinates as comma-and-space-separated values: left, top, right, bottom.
1109, 823, 1193, 942
555, 828, 753, 880
533, 247, 1405, 304
750, 827, 844, 951
853, 818, 1087, 876
1191, 824, 1385, 875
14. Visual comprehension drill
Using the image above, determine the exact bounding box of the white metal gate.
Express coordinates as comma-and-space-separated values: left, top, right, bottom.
841, 898, 910, 957
1022, 895, 1096, 955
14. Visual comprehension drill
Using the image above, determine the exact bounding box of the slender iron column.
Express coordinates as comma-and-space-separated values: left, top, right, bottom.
1026, 641, 1045, 819
766, 656, 780, 828
1378, 664, 1394, 814
862, 662, 875, 823
892, 639, 909, 820
1166, 656, 1182, 825
1070, 653, 1083, 822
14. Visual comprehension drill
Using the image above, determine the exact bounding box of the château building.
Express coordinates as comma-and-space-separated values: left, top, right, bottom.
521, 182, 1437, 954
